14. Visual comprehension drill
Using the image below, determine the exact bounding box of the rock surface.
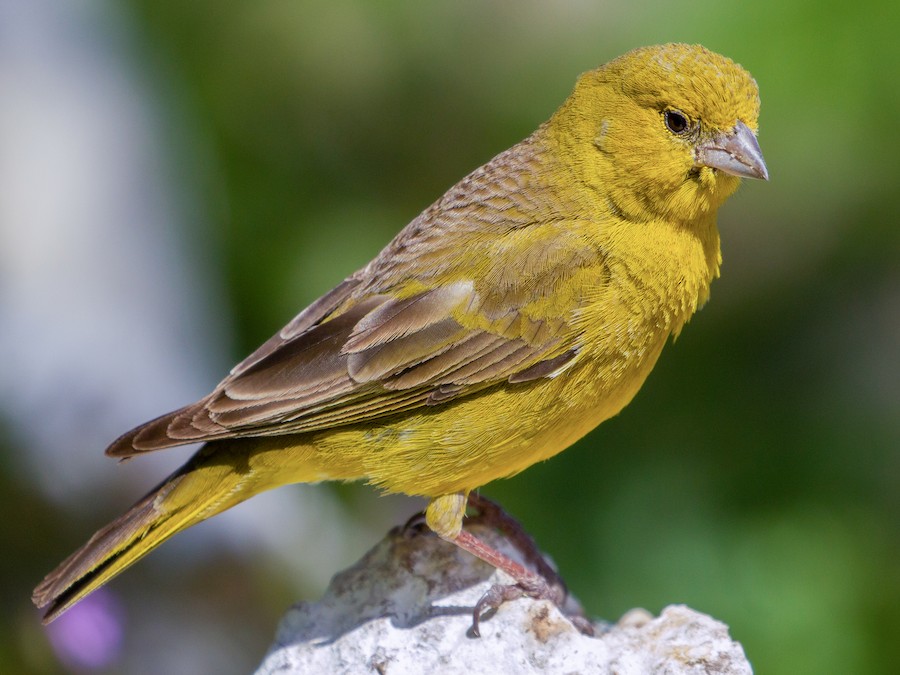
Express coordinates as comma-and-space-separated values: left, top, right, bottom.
256, 524, 751, 674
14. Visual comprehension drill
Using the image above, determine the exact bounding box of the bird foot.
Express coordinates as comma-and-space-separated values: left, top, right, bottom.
457, 494, 594, 637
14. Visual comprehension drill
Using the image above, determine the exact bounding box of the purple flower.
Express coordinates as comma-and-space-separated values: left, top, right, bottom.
46, 589, 124, 671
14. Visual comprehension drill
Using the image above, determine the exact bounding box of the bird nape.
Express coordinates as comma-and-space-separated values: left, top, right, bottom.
33, 43, 766, 632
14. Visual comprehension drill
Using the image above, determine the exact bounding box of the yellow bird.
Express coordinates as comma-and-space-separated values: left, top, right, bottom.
33, 43, 767, 626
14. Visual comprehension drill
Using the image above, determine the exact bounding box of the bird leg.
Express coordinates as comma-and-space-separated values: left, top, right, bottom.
464, 492, 565, 591
425, 492, 593, 637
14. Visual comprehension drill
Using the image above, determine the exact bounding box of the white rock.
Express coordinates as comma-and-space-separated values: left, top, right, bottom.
256, 524, 751, 674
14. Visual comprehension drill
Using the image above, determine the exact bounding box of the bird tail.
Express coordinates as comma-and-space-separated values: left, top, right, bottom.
32, 442, 266, 624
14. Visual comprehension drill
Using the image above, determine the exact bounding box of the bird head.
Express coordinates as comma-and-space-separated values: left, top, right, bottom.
556, 43, 767, 224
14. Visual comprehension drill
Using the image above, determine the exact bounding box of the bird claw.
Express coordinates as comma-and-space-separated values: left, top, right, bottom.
469, 575, 593, 637
470, 582, 528, 637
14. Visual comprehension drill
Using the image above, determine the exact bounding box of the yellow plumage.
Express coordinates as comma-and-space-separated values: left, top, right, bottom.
33, 43, 766, 623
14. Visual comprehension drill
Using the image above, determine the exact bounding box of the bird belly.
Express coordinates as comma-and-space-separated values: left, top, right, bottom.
304, 333, 669, 497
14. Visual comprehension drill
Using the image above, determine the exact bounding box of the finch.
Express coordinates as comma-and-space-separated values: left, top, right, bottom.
34, 43, 767, 626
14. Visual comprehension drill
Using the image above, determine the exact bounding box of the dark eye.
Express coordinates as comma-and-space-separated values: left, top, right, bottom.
664, 110, 690, 135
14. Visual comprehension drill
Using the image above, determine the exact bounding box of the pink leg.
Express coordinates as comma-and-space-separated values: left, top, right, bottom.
438, 493, 592, 636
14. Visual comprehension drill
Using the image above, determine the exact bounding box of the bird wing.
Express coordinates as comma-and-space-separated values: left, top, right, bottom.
106, 141, 608, 457
106, 262, 590, 457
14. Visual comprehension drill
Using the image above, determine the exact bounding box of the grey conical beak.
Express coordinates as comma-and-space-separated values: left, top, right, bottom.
696, 121, 768, 180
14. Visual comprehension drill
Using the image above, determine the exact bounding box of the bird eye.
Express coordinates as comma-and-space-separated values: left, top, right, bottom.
664, 110, 690, 135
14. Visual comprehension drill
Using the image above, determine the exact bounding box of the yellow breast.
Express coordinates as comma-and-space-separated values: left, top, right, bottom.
303, 211, 720, 498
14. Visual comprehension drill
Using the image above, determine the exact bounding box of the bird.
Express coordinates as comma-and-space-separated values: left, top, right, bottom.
33, 43, 767, 628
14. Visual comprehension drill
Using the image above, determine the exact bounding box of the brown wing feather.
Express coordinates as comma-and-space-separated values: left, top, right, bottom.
107, 279, 577, 458
231, 277, 362, 378
106, 278, 362, 455
106, 139, 604, 458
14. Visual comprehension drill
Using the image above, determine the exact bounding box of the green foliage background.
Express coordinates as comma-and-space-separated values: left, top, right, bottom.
5, 1, 898, 673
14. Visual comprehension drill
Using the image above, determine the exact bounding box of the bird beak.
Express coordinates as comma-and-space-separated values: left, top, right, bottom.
695, 121, 768, 180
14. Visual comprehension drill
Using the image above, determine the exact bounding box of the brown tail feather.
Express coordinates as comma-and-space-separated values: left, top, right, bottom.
33, 480, 175, 622
33, 443, 259, 623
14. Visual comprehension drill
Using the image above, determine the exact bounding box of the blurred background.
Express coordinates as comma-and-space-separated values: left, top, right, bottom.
2, 0, 897, 673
